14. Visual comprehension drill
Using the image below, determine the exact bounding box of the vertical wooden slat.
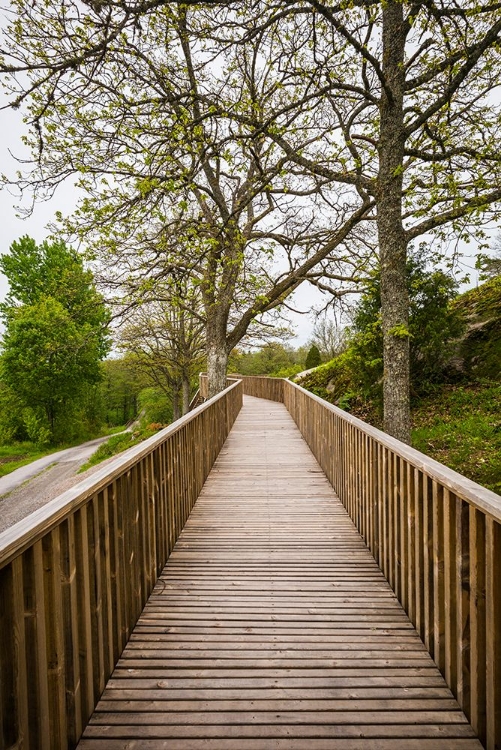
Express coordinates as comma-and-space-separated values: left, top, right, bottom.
34, 542, 51, 748
59, 516, 83, 746
414, 469, 425, 642
99, 489, 115, 678
486, 517, 501, 750
423, 476, 434, 657
75, 504, 95, 725
469, 507, 486, 745
443, 490, 458, 692
11, 557, 29, 750
107, 480, 123, 665
392, 452, 400, 601
406, 461, 416, 624
456, 498, 471, 717
0, 564, 17, 749
42, 528, 68, 747
432, 481, 445, 674
397, 455, 406, 611
87, 496, 105, 700
22, 544, 50, 750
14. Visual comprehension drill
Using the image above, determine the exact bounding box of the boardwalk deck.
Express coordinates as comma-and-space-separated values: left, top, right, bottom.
77, 396, 482, 750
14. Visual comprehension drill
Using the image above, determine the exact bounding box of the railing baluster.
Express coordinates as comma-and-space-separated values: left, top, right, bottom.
470, 506, 487, 744
456, 498, 471, 716
486, 517, 501, 750
443, 490, 458, 692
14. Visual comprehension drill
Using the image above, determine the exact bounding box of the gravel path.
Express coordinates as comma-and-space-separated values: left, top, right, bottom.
0, 440, 118, 534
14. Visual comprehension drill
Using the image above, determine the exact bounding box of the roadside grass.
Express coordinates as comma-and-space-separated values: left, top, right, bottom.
79, 423, 168, 472
411, 381, 501, 495
0, 424, 128, 479
0, 443, 56, 478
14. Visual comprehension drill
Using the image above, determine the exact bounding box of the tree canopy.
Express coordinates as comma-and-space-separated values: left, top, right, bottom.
0, 237, 110, 443
2, 1, 501, 440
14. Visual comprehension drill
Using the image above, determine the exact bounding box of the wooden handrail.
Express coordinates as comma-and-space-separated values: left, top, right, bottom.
0, 381, 242, 750
217, 373, 499, 749
199, 373, 284, 402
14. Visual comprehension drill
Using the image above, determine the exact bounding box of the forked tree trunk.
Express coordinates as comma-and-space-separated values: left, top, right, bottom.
377, 1, 411, 445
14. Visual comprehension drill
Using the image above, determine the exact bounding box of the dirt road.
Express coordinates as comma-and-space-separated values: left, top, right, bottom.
0, 436, 112, 533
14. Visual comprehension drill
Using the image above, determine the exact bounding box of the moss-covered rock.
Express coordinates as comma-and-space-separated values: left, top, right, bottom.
453, 276, 501, 380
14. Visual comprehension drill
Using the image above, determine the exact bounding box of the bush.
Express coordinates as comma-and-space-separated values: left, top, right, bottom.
305, 345, 322, 369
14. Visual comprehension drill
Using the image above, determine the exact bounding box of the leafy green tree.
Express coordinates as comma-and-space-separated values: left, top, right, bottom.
476, 235, 501, 280
350, 250, 465, 408
99, 358, 145, 427
305, 345, 322, 370
231, 343, 303, 377
0, 237, 110, 443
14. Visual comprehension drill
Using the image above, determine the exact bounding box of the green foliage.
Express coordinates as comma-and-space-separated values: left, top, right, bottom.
22, 409, 52, 448
98, 357, 145, 426
137, 387, 173, 425
350, 249, 465, 405
475, 243, 501, 280
297, 353, 353, 402
305, 344, 322, 369
79, 422, 167, 472
0, 236, 110, 340
0, 237, 111, 444
230, 343, 305, 377
0, 443, 56, 479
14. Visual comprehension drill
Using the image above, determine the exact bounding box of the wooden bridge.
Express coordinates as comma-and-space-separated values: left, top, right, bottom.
0, 377, 500, 749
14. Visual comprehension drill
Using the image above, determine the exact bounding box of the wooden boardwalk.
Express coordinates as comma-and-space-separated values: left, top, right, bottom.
78, 396, 482, 750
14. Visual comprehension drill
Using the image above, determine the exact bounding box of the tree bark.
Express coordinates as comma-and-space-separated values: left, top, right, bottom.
206, 342, 229, 398
182, 377, 190, 415
171, 389, 181, 422
377, 0, 411, 444
206, 313, 229, 398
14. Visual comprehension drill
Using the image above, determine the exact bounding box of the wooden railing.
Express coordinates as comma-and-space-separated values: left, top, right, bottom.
200, 373, 284, 402
207, 373, 500, 750
0, 381, 242, 750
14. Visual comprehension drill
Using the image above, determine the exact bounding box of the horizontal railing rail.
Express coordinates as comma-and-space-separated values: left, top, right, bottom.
200, 373, 284, 402
202, 373, 500, 749
0, 381, 242, 750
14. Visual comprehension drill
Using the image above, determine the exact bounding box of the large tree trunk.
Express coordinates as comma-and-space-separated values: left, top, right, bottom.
206, 342, 229, 398
206, 314, 229, 398
377, 1, 411, 445
181, 377, 191, 415
171, 388, 181, 422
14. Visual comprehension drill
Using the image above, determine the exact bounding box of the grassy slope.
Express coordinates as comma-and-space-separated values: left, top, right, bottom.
297, 277, 501, 494
411, 381, 501, 494
78, 423, 167, 472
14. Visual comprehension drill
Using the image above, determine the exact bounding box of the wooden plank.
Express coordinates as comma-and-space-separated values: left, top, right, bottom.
77, 396, 482, 750
486, 517, 501, 750
469, 506, 486, 744
43, 527, 68, 747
